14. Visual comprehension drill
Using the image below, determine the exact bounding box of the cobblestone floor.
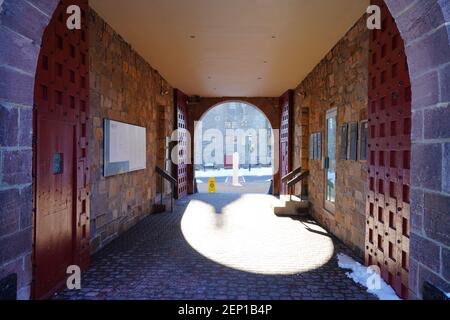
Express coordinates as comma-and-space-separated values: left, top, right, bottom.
54, 193, 377, 300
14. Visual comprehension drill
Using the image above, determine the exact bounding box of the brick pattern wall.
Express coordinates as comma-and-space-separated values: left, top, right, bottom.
384, 0, 450, 299
0, 0, 59, 300
89, 10, 174, 253
293, 17, 369, 257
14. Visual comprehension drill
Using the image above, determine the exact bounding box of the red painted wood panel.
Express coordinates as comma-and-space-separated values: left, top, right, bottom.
366, 0, 411, 300
33, 0, 90, 299
175, 90, 189, 198
279, 90, 293, 195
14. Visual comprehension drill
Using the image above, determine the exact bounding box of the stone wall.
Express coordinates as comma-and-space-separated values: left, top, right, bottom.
0, 0, 59, 300
293, 16, 369, 257
89, 10, 174, 253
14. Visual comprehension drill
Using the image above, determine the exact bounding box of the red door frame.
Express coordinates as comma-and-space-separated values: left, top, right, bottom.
174, 89, 189, 199
279, 90, 294, 195
366, 0, 411, 300
32, 0, 90, 299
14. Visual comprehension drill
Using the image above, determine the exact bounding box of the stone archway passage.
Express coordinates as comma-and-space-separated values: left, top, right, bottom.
0, 0, 449, 300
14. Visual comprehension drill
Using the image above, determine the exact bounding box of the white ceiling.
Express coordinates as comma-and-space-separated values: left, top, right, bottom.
90, 0, 368, 97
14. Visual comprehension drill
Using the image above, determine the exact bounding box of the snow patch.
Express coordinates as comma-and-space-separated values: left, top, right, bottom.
196, 179, 204, 184
337, 253, 400, 300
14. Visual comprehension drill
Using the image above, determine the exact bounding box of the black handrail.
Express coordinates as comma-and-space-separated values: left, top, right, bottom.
155, 166, 177, 212
156, 166, 177, 185
287, 170, 309, 188
281, 166, 303, 182
281, 166, 309, 199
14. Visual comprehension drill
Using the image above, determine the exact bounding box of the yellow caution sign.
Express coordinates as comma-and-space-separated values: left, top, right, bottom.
208, 177, 216, 193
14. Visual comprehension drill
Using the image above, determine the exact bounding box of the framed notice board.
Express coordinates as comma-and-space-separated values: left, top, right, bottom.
104, 119, 147, 177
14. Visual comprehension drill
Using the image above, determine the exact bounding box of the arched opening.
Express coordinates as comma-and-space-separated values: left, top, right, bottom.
0, 0, 448, 300
194, 101, 274, 194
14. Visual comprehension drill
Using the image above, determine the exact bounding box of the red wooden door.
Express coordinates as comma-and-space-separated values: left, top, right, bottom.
366, 0, 411, 300
175, 90, 189, 198
279, 90, 293, 195
33, 0, 90, 299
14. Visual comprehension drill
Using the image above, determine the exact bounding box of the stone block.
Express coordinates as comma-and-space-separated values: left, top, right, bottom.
411, 110, 423, 141
409, 257, 419, 297
0, 25, 39, 75
16, 285, 31, 301
19, 185, 32, 230
410, 188, 424, 233
424, 105, 450, 139
410, 233, 441, 273
0, 228, 32, 265
418, 263, 450, 298
411, 71, 439, 110
407, 26, 450, 77
26, 0, 59, 17
1, 0, 50, 44
411, 143, 442, 191
440, 64, 450, 103
424, 192, 450, 247
0, 103, 18, 147
1, 150, 32, 185
396, 0, 444, 44
0, 254, 31, 295
442, 247, 450, 282
0, 66, 34, 106
444, 143, 450, 194
18, 108, 32, 147
0, 188, 20, 237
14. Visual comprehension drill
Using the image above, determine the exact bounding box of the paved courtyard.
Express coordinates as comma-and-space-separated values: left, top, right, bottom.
195, 168, 273, 194
54, 193, 376, 300
196, 176, 272, 194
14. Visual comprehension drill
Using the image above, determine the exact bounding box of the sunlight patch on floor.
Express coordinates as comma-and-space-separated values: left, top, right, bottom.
181, 194, 334, 275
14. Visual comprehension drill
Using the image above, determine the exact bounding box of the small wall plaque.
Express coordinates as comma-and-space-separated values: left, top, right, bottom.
341, 124, 348, 160
52, 153, 63, 175
349, 123, 358, 161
